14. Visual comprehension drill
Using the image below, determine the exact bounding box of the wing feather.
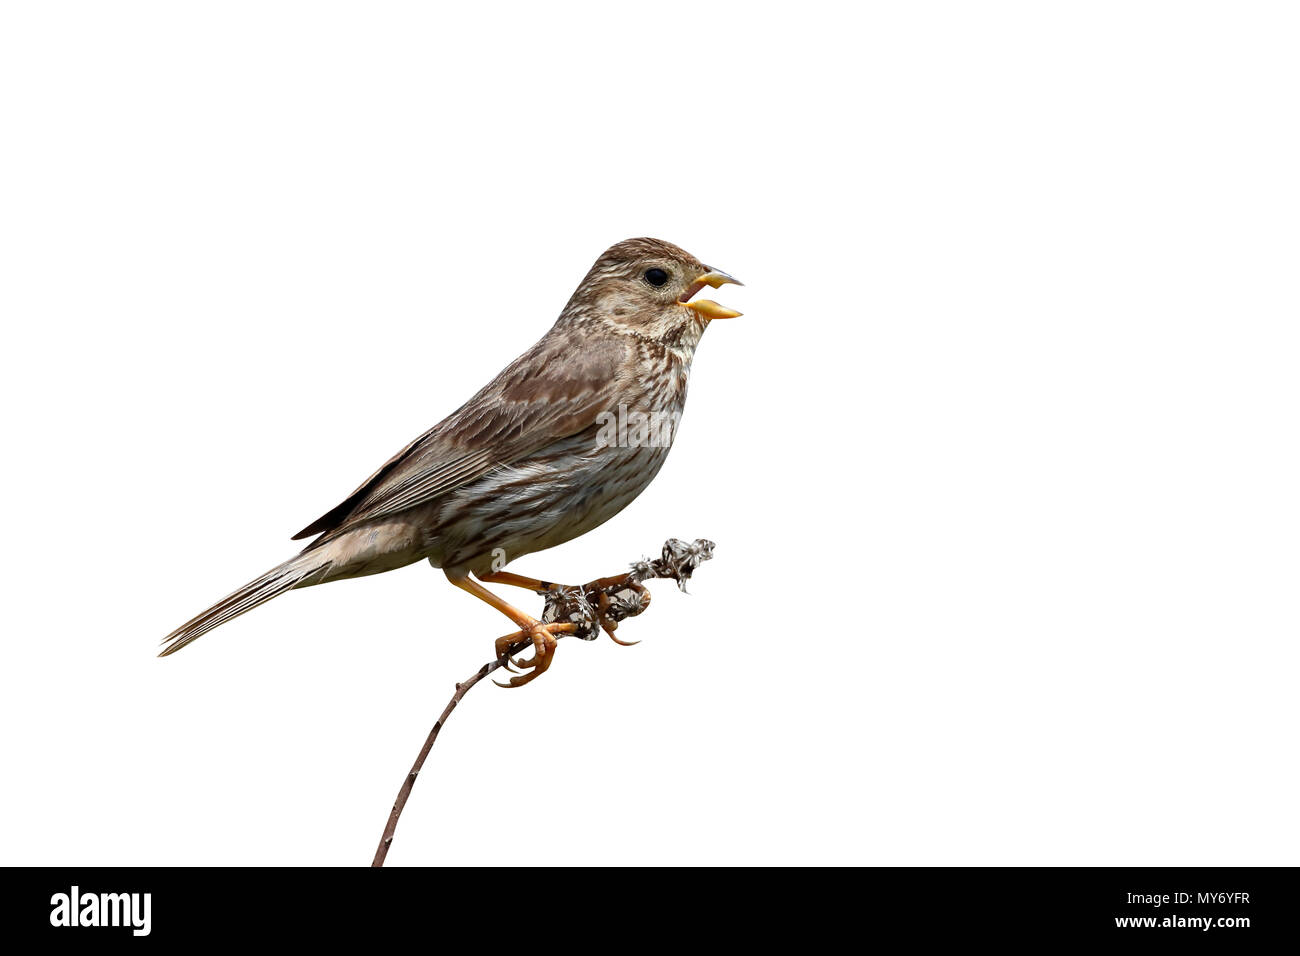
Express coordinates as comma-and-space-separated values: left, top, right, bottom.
294, 329, 628, 546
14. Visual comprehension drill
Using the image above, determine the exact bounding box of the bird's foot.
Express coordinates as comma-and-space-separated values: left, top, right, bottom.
594, 589, 640, 645
581, 575, 652, 645
493, 621, 575, 688
475, 542, 714, 686
536, 574, 653, 646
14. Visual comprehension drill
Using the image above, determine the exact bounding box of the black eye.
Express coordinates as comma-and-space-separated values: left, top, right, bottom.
644, 267, 669, 287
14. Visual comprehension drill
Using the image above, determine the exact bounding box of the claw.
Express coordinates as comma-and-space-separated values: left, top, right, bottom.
491, 622, 573, 688
494, 669, 545, 689
593, 590, 642, 646
510, 651, 542, 670
494, 630, 525, 665
602, 620, 640, 646
493, 657, 549, 688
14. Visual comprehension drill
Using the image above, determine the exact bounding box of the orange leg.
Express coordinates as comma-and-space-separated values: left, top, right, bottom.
475, 570, 559, 592
445, 572, 574, 688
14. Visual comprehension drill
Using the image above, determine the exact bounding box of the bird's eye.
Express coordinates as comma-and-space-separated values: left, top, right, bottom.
644, 268, 669, 287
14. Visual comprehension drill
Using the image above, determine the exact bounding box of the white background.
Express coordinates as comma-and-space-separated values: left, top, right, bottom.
2, 2, 1297, 866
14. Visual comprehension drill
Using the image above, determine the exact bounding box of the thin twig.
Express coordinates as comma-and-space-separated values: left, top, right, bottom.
370, 640, 530, 867
370, 537, 714, 866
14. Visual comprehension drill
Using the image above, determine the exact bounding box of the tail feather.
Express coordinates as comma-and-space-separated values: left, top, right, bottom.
159, 555, 331, 657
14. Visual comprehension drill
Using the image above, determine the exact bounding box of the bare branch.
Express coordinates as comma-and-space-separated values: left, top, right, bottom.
370, 538, 715, 867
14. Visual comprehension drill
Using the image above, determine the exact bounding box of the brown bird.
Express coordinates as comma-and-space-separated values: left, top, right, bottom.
161, 238, 741, 685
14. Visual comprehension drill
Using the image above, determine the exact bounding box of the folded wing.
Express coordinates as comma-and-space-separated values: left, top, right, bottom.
293, 330, 628, 547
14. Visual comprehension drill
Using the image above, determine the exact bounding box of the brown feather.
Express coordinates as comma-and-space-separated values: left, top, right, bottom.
294, 329, 629, 548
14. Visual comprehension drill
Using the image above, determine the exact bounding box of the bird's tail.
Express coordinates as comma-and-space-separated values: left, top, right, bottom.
159, 553, 332, 657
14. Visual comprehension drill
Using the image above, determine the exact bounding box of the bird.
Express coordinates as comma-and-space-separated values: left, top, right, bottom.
160, 237, 742, 685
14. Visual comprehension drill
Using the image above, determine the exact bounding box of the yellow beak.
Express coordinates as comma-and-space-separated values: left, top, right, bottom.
680, 269, 743, 320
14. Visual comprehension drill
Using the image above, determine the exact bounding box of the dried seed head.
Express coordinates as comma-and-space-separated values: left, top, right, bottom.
541, 585, 601, 641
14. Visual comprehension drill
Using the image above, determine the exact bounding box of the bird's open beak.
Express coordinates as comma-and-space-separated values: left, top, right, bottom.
679, 269, 743, 320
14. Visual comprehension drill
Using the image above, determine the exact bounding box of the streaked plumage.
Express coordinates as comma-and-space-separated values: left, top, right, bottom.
161, 237, 740, 659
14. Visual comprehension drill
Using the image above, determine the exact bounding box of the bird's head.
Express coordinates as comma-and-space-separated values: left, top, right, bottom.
563, 237, 743, 344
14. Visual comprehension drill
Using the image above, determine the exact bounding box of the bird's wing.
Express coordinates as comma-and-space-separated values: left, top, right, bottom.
293, 330, 628, 545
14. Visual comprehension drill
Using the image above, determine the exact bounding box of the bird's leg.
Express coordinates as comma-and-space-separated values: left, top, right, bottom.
581, 573, 638, 590
475, 570, 560, 594
445, 572, 575, 688
477, 570, 592, 653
